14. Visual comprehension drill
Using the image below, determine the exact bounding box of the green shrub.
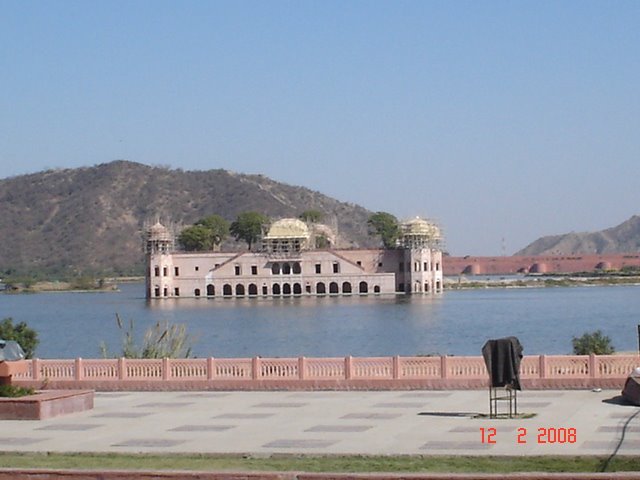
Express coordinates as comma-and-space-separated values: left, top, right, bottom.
572, 330, 615, 355
100, 314, 193, 359
0, 384, 35, 397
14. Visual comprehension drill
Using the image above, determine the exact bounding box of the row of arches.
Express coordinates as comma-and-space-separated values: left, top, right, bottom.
194, 281, 380, 297
271, 262, 302, 275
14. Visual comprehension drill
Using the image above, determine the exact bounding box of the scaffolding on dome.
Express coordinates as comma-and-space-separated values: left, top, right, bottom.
400, 216, 444, 250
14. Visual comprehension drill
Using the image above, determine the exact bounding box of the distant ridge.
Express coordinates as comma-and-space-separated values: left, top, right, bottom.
0, 161, 376, 277
516, 216, 640, 256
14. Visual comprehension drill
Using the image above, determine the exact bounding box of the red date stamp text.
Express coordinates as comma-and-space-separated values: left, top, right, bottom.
480, 427, 577, 444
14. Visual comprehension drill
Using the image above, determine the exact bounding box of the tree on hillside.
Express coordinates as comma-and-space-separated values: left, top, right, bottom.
572, 330, 615, 355
367, 212, 400, 248
178, 215, 229, 251
315, 233, 330, 249
195, 214, 229, 247
230, 212, 270, 250
0, 318, 39, 359
299, 209, 324, 223
178, 225, 212, 251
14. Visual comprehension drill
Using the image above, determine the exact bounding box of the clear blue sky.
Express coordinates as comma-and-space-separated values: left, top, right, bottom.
2, 1, 639, 255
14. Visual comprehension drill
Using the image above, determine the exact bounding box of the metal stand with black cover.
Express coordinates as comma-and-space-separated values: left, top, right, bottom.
488, 384, 517, 418
482, 337, 523, 418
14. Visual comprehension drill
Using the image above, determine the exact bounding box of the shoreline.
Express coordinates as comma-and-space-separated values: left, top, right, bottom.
444, 274, 640, 290
3, 275, 640, 294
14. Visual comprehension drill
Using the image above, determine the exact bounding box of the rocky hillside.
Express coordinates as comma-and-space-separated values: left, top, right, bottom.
0, 161, 376, 277
516, 216, 640, 256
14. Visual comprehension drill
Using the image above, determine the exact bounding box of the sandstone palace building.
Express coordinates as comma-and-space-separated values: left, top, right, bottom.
145, 217, 443, 300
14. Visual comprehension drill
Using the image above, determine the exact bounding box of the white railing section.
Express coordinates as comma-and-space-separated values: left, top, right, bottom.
14, 354, 640, 383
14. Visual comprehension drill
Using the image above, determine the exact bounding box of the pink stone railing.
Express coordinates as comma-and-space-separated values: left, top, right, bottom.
14, 354, 639, 384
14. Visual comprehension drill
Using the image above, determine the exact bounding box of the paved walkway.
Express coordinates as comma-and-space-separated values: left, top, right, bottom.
2, 389, 639, 456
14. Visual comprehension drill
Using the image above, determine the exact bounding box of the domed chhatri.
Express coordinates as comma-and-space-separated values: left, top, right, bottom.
145, 216, 443, 300
145, 221, 174, 255
263, 218, 311, 255
148, 221, 172, 241
265, 218, 310, 239
401, 217, 442, 248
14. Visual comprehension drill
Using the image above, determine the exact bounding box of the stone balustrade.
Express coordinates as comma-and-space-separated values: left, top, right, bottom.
12, 354, 640, 391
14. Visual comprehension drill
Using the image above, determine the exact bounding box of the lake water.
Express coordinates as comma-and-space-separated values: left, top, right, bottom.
2, 283, 639, 359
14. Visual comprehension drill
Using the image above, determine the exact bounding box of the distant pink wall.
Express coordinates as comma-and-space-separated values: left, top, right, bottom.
444, 253, 640, 275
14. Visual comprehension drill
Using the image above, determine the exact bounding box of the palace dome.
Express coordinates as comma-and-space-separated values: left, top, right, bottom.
148, 221, 172, 241
401, 217, 441, 240
265, 218, 310, 239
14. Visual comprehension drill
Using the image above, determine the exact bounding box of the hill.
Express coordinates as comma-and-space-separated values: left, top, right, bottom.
0, 161, 376, 277
515, 215, 640, 256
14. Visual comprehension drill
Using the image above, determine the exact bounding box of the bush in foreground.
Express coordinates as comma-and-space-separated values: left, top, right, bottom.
0, 385, 34, 398
100, 314, 194, 359
572, 330, 615, 355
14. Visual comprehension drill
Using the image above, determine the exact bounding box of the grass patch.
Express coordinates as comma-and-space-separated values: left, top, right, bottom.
0, 453, 639, 473
0, 384, 34, 398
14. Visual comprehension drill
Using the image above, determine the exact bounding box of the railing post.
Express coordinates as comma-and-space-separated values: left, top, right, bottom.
75, 358, 83, 381
440, 355, 448, 379
162, 358, 171, 380
392, 355, 400, 380
252, 356, 261, 380
118, 357, 127, 380
32, 358, 41, 381
539, 355, 546, 379
298, 356, 306, 380
207, 357, 215, 380
345, 356, 353, 380
589, 354, 597, 378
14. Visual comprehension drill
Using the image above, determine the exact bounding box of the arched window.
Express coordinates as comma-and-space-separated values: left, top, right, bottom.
373, 285, 380, 293
316, 282, 326, 294
329, 282, 339, 294
283, 283, 292, 295
248, 283, 258, 296
283, 263, 291, 274
359, 281, 368, 294
272, 283, 281, 295
293, 283, 302, 295
194, 288, 201, 297
271, 263, 280, 275
223, 284, 232, 296
292, 262, 301, 274
235, 284, 245, 296
342, 282, 352, 294
206, 284, 215, 296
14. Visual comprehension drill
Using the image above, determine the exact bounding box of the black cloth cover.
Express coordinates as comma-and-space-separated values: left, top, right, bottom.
482, 336, 523, 390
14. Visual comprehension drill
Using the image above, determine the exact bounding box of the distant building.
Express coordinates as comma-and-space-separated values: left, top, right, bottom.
145, 217, 443, 299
